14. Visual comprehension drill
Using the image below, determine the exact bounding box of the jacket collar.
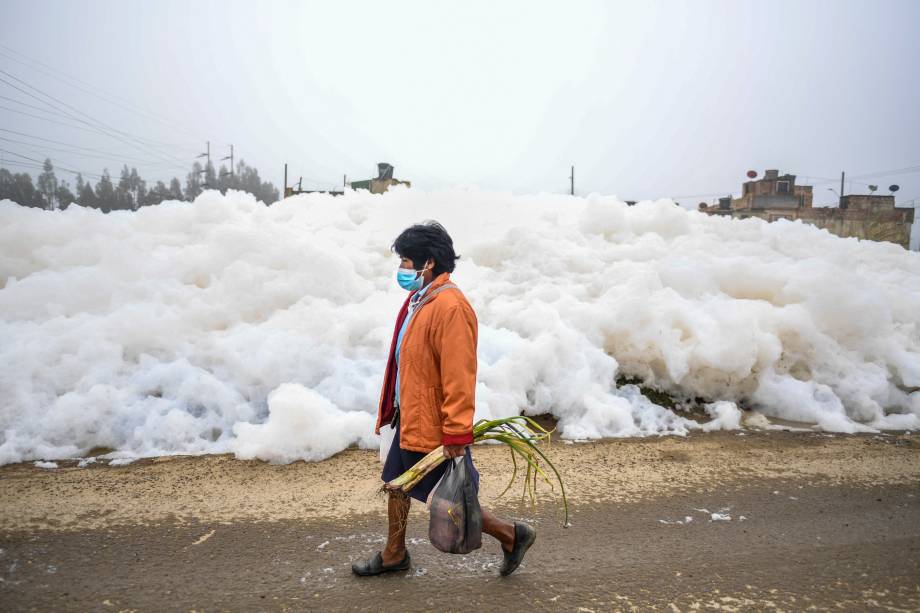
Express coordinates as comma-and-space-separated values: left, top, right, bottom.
414, 272, 451, 298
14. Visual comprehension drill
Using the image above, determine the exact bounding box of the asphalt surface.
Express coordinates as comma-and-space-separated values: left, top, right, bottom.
2, 431, 919, 611
2, 479, 918, 611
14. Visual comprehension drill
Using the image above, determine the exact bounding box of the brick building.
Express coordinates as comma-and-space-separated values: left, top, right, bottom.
700, 170, 915, 249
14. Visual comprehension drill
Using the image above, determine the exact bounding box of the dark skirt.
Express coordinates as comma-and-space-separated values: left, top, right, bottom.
381, 424, 480, 503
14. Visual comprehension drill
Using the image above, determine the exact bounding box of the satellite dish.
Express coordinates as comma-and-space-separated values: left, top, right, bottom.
746, 170, 758, 179
868, 185, 878, 192
889, 184, 900, 193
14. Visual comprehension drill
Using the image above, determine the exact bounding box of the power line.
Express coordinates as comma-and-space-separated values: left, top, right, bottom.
0, 73, 127, 134
1, 159, 47, 172
0, 128, 201, 186
2, 148, 96, 175
0, 47, 222, 170
0, 93, 70, 115
0, 127, 179, 161
0, 43, 204, 145
671, 190, 736, 200
0, 109, 187, 171
672, 166, 919, 202
0, 104, 122, 134
0, 86, 163, 147
0, 135, 182, 168
0, 83, 190, 170
0, 149, 105, 179
0, 101, 191, 164
792, 172, 875, 190
849, 164, 920, 181
0, 91, 192, 159
0, 71, 200, 154
0, 68, 190, 169
802, 165, 920, 187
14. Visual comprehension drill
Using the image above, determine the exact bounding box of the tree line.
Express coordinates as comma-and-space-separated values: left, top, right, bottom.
0, 158, 280, 211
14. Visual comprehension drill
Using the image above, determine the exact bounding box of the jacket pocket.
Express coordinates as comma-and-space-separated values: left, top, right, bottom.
425, 386, 444, 430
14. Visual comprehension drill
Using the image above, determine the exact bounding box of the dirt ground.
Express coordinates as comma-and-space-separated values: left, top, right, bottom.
1, 430, 919, 611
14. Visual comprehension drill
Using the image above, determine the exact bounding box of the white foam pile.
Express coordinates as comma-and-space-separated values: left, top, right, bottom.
1, 188, 919, 465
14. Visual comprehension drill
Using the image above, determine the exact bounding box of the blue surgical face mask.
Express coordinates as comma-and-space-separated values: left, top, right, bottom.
396, 267, 426, 291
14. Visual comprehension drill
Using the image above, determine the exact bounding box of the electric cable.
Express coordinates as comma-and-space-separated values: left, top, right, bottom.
0, 69, 191, 168
0, 44, 205, 145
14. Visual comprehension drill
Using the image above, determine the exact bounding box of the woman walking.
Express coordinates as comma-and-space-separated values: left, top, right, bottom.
352, 221, 536, 577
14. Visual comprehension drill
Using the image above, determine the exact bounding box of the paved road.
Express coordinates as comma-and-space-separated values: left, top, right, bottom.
2, 479, 918, 611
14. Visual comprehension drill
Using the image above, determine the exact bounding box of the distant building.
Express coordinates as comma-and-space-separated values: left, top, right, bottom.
700, 170, 915, 249
735, 169, 814, 210
281, 161, 411, 198
283, 185, 344, 198
282, 163, 343, 199
349, 163, 411, 194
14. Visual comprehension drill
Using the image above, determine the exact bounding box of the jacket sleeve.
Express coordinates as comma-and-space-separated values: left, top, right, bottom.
434, 303, 478, 446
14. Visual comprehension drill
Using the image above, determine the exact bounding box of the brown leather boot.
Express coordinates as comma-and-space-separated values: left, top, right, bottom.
382, 492, 410, 565
381, 494, 412, 565
352, 492, 412, 576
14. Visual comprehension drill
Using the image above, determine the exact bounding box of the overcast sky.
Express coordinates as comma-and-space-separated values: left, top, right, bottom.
1, 0, 919, 218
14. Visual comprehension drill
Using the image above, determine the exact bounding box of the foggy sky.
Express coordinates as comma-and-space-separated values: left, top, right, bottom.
2, 0, 918, 244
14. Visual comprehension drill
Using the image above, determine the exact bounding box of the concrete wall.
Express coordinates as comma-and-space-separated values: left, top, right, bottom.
711, 171, 914, 249
710, 205, 915, 248
752, 194, 800, 209
840, 195, 895, 211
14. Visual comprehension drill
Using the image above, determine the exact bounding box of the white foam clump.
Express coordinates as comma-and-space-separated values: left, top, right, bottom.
701, 401, 743, 432
33, 460, 58, 469
107, 457, 137, 467
0, 188, 918, 465
231, 383, 376, 463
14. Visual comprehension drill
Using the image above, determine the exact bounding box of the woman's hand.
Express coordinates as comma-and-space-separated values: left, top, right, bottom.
442, 444, 467, 458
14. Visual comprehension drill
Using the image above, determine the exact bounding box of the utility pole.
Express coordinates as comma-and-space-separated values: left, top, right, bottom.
343, 174, 347, 187
197, 140, 210, 189
284, 163, 288, 196
220, 144, 234, 184
570, 165, 575, 196
840, 171, 845, 204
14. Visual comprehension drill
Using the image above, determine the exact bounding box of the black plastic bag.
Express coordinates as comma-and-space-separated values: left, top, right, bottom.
428, 455, 482, 554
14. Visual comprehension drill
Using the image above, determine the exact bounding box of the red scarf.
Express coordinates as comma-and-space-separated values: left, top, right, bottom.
377, 293, 413, 429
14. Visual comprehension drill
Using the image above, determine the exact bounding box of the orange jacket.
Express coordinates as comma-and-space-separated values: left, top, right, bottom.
376, 273, 478, 452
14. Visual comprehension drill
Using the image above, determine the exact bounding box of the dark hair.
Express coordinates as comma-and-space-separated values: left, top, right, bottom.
391, 221, 460, 276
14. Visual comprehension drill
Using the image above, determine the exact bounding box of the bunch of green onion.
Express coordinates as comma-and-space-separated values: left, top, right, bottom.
383, 416, 569, 525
